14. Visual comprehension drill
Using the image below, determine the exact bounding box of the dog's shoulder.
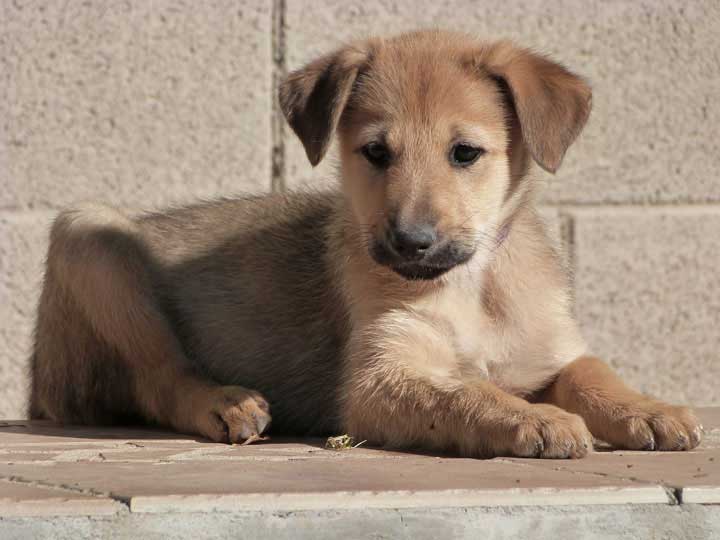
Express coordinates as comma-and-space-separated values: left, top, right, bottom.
135, 189, 343, 263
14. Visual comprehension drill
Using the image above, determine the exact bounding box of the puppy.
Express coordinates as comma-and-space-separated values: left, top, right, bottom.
29, 30, 702, 458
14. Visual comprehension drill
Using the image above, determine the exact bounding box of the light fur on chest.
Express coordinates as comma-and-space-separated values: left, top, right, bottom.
352, 266, 586, 398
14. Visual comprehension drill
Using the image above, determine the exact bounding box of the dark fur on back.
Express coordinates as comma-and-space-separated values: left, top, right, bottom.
143, 193, 348, 434
31, 192, 348, 435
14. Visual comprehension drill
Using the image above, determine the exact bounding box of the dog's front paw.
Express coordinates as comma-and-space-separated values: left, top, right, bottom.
600, 400, 702, 451
189, 386, 272, 444
510, 404, 593, 459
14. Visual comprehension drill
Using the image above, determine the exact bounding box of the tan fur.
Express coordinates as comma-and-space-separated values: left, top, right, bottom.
30, 30, 701, 457
541, 357, 702, 451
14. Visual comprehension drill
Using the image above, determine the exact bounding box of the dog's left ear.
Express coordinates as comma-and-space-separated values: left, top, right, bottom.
279, 45, 369, 167
469, 42, 592, 173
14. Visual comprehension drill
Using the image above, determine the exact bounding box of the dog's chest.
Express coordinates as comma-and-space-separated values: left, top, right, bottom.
413, 285, 557, 396
417, 286, 497, 366
431, 290, 488, 358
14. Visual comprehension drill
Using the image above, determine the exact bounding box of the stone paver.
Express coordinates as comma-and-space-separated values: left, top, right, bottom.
505, 408, 720, 502
0, 480, 121, 517
1, 409, 719, 538
0, 409, 717, 518
0, 458, 670, 514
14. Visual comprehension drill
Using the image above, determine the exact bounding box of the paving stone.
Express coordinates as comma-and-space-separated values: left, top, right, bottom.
0, 413, 711, 515
0, 480, 121, 517
0, 421, 209, 447
503, 408, 720, 501
3, 504, 720, 540
571, 208, 720, 405
282, 0, 720, 204
1, 1, 273, 210
0, 433, 407, 466
510, 447, 720, 491
0, 457, 668, 514
0, 411, 715, 517
682, 486, 720, 504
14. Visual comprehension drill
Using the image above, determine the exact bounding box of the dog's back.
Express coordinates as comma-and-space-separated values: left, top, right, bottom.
31, 191, 347, 435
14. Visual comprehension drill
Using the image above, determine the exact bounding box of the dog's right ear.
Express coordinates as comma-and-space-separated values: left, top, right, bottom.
468, 41, 592, 174
279, 46, 368, 167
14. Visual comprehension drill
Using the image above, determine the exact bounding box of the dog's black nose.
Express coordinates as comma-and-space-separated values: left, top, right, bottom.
387, 222, 438, 260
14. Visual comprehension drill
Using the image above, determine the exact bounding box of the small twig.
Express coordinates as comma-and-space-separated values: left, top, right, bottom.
325, 434, 366, 450
239, 434, 270, 446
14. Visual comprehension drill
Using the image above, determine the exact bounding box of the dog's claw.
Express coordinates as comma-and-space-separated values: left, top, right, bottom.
677, 434, 689, 450
691, 426, 704, 447
641, 438, 656, 451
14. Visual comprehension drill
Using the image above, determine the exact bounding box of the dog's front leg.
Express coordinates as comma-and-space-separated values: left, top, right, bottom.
341, 319, 592, 458
541, 356, 702, 451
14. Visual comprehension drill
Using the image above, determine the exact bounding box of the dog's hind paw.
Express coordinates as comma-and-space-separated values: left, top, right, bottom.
189, 386, 272, 444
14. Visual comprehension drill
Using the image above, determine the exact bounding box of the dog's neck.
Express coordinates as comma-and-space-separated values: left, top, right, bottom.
333, 202, 522, 328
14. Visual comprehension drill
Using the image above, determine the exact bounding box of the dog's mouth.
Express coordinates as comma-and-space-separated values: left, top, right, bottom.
370, 239, 475, 281
389, 262, 455, 281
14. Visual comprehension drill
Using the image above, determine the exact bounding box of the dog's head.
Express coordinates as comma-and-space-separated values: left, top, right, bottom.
280, 31, 591, 281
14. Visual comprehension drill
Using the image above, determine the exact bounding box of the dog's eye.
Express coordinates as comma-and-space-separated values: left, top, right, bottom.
361, 142, 391, 168
450, 144, 485, 167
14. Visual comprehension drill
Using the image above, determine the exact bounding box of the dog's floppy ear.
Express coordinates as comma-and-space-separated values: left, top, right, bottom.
279, 45, 368, 166
472, 42, 592, 173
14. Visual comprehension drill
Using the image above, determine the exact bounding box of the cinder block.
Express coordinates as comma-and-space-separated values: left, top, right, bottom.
284, 137, 339, 191
0, 212, 55, 419
282, 0, 720, 204
572, 208, 720, 405
1, 1, 273, 210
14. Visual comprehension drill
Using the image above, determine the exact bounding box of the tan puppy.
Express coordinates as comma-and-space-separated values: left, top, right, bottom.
30, 30, 702, 458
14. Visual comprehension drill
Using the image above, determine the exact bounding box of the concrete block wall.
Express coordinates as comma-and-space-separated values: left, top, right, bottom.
1, 1, 718, 418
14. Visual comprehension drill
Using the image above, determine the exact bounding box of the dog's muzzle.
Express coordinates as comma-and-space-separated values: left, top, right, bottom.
370, 222, 475, 280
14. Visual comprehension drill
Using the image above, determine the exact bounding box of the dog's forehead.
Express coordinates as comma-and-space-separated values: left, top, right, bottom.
348, 35, 506, 133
